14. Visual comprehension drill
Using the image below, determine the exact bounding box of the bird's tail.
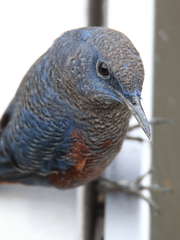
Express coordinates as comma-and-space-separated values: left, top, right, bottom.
0, 131, 52, 186
0, 131, 19, 182
0, 131, 29, 183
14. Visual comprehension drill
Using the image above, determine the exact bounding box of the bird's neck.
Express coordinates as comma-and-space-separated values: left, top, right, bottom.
71, 103, 131, 144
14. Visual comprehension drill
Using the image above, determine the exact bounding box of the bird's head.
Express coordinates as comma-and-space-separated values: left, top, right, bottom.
50, 27, 150, 139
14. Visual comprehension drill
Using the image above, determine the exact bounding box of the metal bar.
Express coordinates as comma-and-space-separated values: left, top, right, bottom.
88, 0, 107, 27
151, 0, 180, 239
78, 1, 108, 240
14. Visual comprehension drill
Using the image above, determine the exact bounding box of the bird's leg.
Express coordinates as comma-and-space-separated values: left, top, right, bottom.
126, 117, 172, 142
96, 167, 172, 214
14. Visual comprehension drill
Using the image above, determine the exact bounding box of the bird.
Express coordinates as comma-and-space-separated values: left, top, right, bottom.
0, 27, 150, 189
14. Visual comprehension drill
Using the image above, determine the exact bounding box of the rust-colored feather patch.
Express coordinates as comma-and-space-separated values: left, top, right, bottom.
69, 130, 89, 171
49, 130, 114, 188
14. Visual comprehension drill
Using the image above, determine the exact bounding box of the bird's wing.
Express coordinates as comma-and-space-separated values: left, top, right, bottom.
0, 94, 75, 184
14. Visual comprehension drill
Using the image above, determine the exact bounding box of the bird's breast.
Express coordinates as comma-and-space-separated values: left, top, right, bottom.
49, 120, 127, 188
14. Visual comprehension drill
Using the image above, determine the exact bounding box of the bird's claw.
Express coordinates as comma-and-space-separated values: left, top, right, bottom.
96, 168, 172, 214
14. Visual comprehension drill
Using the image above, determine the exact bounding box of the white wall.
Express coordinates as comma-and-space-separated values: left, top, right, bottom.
0, 1, 86, 240
105, 1, 154, 240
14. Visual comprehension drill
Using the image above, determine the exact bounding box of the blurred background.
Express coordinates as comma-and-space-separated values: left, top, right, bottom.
0, 0, 179, 239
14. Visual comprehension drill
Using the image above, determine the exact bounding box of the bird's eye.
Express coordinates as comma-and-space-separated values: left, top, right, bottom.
98, 62, 109, 76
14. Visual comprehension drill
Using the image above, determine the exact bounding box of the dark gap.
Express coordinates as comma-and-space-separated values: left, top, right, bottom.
0, 113, 9, 130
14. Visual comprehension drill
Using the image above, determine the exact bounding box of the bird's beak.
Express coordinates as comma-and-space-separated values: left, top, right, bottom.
116, 92, 151, 139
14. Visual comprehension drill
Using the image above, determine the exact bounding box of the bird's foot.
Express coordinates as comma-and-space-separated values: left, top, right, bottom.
126, 117, 172, 142
96, 167, 172, 214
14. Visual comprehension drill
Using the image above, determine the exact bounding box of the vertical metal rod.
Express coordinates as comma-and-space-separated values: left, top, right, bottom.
152, 0, 180, 239
79, 1, 108, 240
88, 0, 107, 27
